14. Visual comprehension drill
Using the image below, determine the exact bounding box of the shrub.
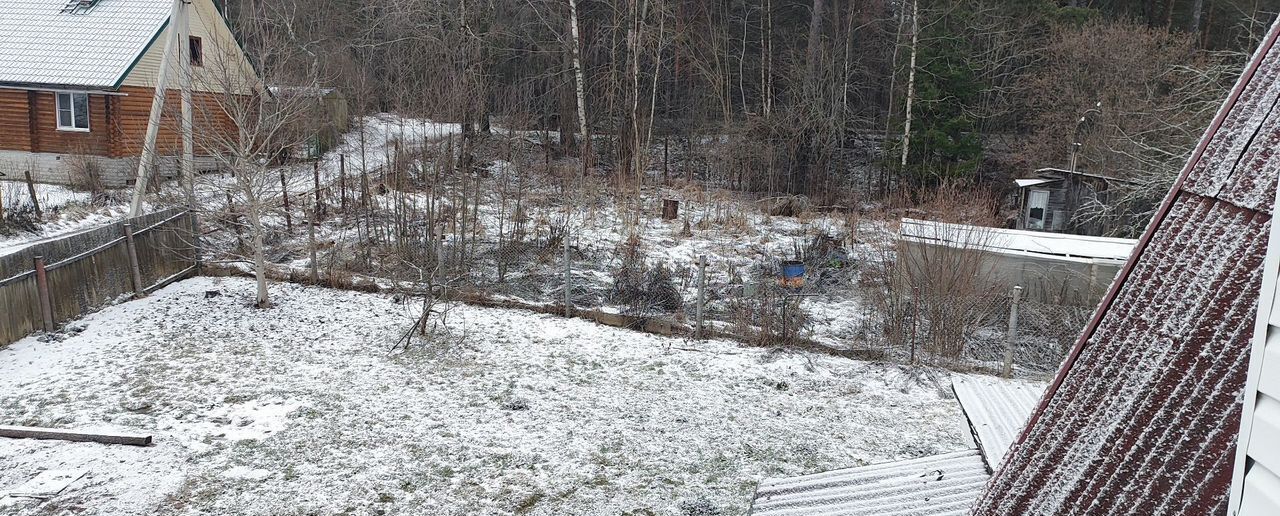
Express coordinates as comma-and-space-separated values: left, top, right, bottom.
610, 236, 683, 317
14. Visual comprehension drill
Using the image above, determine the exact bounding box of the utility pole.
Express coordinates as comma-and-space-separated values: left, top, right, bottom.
129, 0, 186, 217
177, 0, 197, 269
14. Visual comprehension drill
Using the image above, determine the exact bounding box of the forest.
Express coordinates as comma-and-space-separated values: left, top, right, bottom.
228, 0, 1279, 235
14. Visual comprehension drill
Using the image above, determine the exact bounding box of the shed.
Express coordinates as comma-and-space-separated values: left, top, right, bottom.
268, 86, 350, 160
899, 218, 1136, 305
971, 17, 1280, 515
1012, 168, 1135, 236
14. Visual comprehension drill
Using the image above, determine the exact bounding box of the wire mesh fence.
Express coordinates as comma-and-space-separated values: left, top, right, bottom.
398, 224, 1084, 376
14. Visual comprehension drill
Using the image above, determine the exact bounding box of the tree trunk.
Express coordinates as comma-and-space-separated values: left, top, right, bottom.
900, 0, 919, 174
567, 0, 591, 180
242, 173, 270, 307
806, 0, 826, 89
1191, 0, 1205, 37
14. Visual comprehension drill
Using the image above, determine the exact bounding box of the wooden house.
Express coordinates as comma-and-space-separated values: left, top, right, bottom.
1012, 167, 1134, 236
0, 0, 260, 188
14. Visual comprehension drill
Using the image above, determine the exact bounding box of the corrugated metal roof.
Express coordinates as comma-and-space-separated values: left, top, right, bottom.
971, 18, 1280, 516
899, 218, 1136, 264
0, 0, 171, 89
951, 376, 1044, 469
750, 449, 989, 516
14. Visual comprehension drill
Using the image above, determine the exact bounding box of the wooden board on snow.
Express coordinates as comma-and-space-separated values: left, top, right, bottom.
5, 470, 87, 499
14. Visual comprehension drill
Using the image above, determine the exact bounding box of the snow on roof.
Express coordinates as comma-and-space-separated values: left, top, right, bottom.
1013, 178, 1057, 188
750, 449, 990, 516
899, 218, 1137, 264
0, 0, 171, 89
971, 18, 1280, 515
951, 376, 1044, 470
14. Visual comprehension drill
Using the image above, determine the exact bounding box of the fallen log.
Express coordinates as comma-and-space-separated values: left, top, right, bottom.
0, 425, 152, 446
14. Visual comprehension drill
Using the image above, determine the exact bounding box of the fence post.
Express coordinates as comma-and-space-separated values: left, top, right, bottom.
564, 228, 572, 318
312, 160, 324, 217
910, 286, 920, 365
307, 205, 319, 284
33, 255, 54, 331
280, 170, 293, 233
25, 170, 42, 219
190, 208, 201, 274
696, 255, 707, 339
123, 223, 145, 298
1003, 285, 1024, 378
339, 153, 347, 213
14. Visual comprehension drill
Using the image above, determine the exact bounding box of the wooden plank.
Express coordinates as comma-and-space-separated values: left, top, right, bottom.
5, 470, 87, 498
0, 425, 152, 446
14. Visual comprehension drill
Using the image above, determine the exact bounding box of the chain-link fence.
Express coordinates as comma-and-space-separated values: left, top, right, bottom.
369, 221, 1087, 376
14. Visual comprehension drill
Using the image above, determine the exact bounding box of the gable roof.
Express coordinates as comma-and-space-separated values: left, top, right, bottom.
0, 0, 172, 90
971, 19, 1280, 515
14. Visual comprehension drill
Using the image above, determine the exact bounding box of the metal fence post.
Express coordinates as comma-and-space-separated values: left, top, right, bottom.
1003, 285, 1024, 378
696, 255, 707, 339
307, 205, 319, 284
123, 223, 145, 298
563, 229, 572, 318
33, 255, 54, 331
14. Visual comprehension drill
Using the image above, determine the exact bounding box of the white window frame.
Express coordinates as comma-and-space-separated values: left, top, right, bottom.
55, 91, 90, 132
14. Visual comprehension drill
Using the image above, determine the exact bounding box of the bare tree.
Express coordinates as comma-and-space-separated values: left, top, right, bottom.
191, 3, 326, 307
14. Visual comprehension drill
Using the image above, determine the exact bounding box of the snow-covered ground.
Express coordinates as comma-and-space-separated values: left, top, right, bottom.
0, 114, 460, 259
0, 276, 969, 515
0, 181, 132, 257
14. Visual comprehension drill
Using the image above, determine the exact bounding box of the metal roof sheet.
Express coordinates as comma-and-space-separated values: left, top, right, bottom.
0, 0, 171, 89
750, 449, 990, 516
899, 218, 1137, 264
1013, 178, 1057, 188
972, 18, 1280, 516
951, 376, 1044, 469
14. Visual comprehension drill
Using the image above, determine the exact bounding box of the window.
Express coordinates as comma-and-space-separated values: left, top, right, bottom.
60, 0, 100, 15
1026, 189, 1049, 230
56, 92, 90, 131
189, 36, 204, 67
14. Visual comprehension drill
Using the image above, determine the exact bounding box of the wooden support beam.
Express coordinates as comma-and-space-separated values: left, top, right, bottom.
0, 425, 153, 447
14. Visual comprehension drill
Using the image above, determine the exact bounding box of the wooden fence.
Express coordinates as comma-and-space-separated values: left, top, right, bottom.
0, 207, 197, 346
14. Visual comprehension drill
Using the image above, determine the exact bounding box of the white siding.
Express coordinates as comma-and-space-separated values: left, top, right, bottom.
1239, 464, 1280, 515
1231, 184, 1280, 515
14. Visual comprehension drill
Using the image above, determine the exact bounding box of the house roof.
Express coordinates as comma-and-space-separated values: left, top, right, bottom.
0, 0, 172, 90
971, 18, 1280, 515
750, 449, 991, 516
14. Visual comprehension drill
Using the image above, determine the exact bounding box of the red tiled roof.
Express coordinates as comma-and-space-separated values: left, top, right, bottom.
971, 21, 1280, 515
